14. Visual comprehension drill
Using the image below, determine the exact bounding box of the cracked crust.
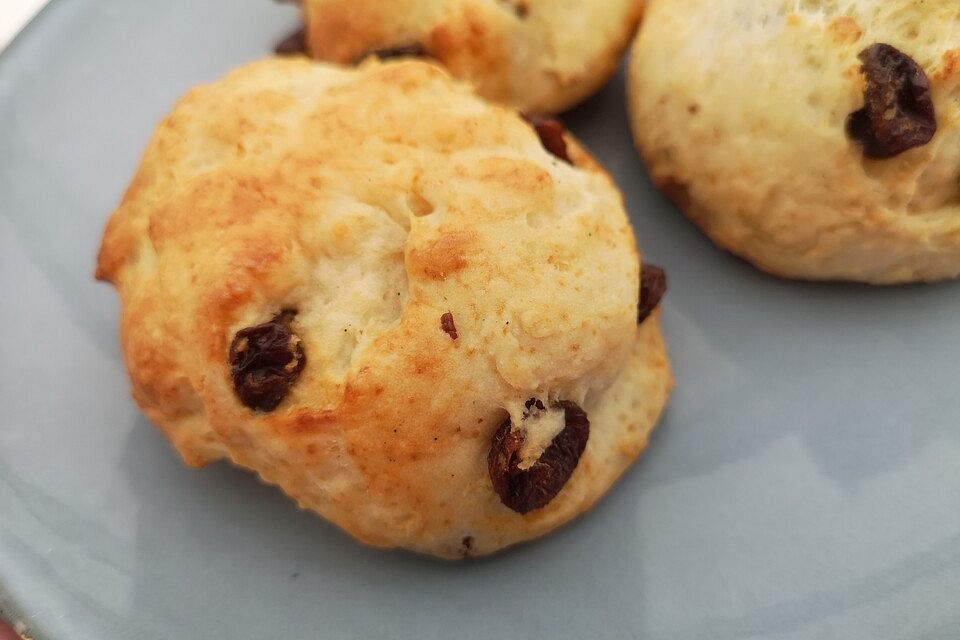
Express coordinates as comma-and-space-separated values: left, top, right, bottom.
96, 58, 672, 558
299, 0, 644, 114
628, 0, 960, 283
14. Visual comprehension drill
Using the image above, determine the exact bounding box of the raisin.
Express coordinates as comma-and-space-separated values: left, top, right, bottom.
440, 312, 458, 340
637, 264, 667, 324
229, 310, 306, 411
354, 43, 431, 64
488, 400, 590, 514
846, 43, 937, 159
522, 114, 571, 163
274, 27, 306, 56
460, 536, 474, 556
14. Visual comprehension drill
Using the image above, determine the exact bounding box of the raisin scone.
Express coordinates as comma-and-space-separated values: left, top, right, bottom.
96, 58, 672, 558
291, 0, 644, 114
628, 0, 960, 283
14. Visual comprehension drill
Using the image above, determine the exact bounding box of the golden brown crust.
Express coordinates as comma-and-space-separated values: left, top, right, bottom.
628, 0, 960, 283
97, 58, 671, 557
300, 0, 644, 114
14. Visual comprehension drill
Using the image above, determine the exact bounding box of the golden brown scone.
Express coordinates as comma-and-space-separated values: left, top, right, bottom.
628, 0, 960, 283
298, 0, 644, 114
96, 58, 672, 558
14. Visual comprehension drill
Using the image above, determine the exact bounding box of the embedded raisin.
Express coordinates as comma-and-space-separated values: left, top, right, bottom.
637, 264, 667, 324
229, 310, 306, 411
354, 43, 430, 64
274, 27, 306, 56
637, 263, 667, 324
488, 400, 590, 514
522, 114, 571, 163
846, 43, 936, 159
440, 312, 458, 340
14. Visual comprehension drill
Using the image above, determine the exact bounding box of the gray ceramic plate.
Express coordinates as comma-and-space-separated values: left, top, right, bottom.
3, 1, 960, 638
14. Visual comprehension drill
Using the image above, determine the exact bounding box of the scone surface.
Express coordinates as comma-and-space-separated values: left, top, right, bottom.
629, 0, 960, 283
299, 0, 644, 114
97, 58, 671, 558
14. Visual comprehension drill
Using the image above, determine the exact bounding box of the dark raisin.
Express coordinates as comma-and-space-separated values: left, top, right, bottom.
274, 27, 306, 56
488, 400, 590, 514
846, 43, 937, 159
522, 114, 571, 163
354, 43, 430, 64
460, 536, 474, 556
637, 264, 667, 324
229, 310, 306, 411
440, 312, 458, 340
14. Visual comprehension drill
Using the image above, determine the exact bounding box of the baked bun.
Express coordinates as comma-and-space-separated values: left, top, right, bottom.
628, 0, 960, 283
296, 0, 644, 114
96, 58, 672, 558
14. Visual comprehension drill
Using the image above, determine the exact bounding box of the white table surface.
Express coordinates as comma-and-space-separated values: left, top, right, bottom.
0, 0, 48, 51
